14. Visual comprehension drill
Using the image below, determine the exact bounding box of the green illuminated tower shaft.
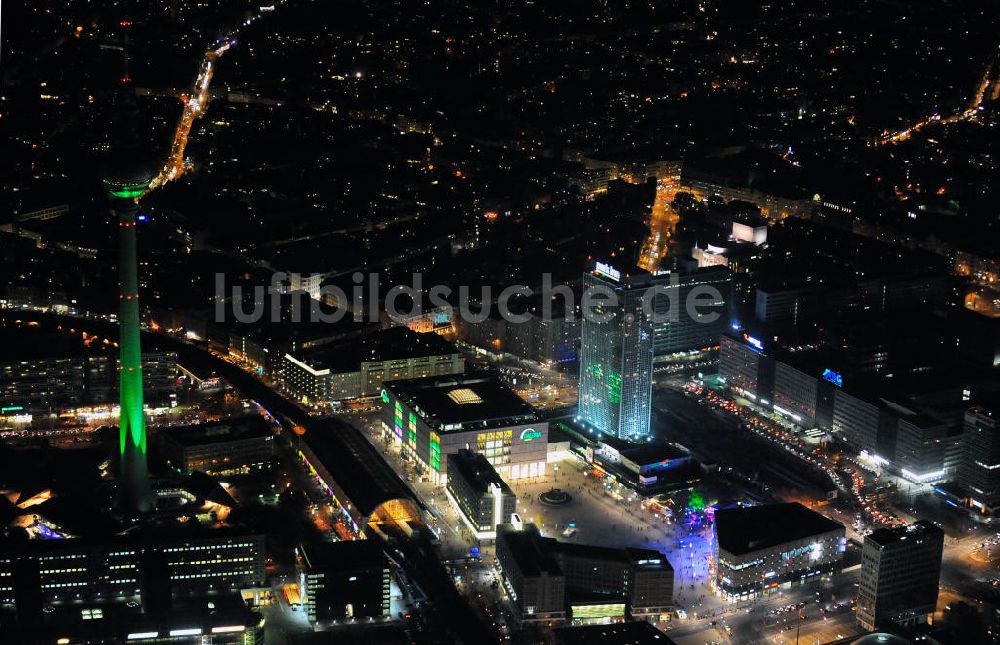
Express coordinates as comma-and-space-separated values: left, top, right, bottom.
114, 193, 153, 514
104, 7, 154, 516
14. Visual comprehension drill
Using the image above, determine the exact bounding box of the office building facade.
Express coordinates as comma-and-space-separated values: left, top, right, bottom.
649, 266, 731, 357
829, 386, 953, 484
381, 374, 548, 484
0, 354, 86, 413
0, 531, 265, 615
720, 333, 953, 483
578, 263, 654, 440
721, 331, 847, 430
298, 540, 391, 623
495, 523, 673, 626
754, 285, 826, 325
283, 327, 463, 403
857, 521, 943, 631
558, 544, 673, 624
446, 449, 517, 539
496, 523, 567, 626
626, 551, 675, 622
160, 415, 274, 475
832, 387, 881, 455
714, 503, 845, 600
893, 414, 948, 483
719, 331, 767, 398
773, 361, 819, 427
0, 592, 262, 645
959, 407, 1000, 517
0, 350, 177, 414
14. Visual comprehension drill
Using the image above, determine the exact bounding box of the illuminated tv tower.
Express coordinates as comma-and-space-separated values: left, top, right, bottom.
103, 166, 155, 515
103, 8, 154, 515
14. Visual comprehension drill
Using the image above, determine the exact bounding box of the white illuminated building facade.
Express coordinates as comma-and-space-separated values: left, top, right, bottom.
445, 449, 517, 540
714, 503, 845, 601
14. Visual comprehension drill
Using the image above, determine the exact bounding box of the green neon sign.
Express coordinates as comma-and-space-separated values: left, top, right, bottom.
381, 389, 390, 404
1, 406, 24, 413
430, 433, 440, 471
520, 429, 543, 442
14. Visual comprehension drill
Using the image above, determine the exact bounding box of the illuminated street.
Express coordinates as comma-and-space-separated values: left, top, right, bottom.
875, 52, 999, 146
5, 0, 1000, 643
638, 173, 682, 272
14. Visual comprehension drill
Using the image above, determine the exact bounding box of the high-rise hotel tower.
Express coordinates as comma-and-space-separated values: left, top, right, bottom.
578, 262, 654, 440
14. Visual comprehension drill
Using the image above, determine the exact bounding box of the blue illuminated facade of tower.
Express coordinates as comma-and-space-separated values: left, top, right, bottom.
578, 263, 654, 440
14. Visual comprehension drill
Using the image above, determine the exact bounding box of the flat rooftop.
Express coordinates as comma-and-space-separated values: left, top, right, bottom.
558, 540, 630, 563
601, 435, 689, 465
558, 543, 673, 571
0, 526, 263, 554
866, 520, 944, 548
586, 262, 653, 288
300, 538, 387, 572
625, 547, 672, 570
6, 591, 257, 644
714, 503, 843, 556
0, 322, 112, 362
498, 523, 673, 577
497, 523, 563, 578
291, 326, 459, 373
162, 414, 273, 447
385, 373, 538, 430
447, 449, 513, 496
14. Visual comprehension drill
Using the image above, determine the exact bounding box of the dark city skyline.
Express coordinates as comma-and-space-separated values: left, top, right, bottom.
2, 1, 999, 644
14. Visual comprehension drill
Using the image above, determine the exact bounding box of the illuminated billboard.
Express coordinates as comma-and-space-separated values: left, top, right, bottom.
821, 369, 843, 387
595, 261, 621, 282
519, 428, 543, 442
